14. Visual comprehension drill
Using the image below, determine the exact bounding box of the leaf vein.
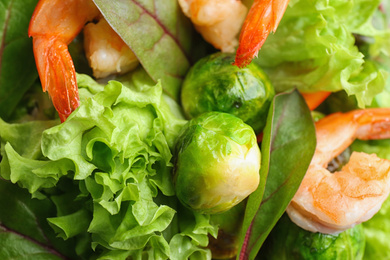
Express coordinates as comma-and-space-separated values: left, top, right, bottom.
131, 0, 190, 61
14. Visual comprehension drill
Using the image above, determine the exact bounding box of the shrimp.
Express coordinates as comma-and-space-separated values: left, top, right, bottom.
83, 18, 139, 79
233, 0, 290, 67
178, 0, 248, 53
29, 0, 138, 122
301, 91, 331, 110
286, 108, 390, 234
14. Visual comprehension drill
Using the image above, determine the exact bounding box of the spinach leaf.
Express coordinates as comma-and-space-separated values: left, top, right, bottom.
237, 90, 316, 260
0, 0, 39, 121
93, 0, 193, 101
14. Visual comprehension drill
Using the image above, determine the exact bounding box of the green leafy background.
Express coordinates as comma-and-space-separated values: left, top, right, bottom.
255, 0, 390, 107
0, 0, 39, 120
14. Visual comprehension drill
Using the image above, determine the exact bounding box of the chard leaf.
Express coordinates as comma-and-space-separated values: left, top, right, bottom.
237, 90, 316, 260
93, 0, 193, 101
0, 0, 39, 120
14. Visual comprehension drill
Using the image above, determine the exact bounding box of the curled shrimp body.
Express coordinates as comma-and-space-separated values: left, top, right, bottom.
287, 108, 390, 234
178, 0, 248, 53
29, 0, 138, 122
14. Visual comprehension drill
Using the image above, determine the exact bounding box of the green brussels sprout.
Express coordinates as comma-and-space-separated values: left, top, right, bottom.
181, 52, 275, 134
260, 214, 366, 260
173, 112, 261, 214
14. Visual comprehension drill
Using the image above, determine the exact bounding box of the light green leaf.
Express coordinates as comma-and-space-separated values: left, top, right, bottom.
255, 0, 389, 107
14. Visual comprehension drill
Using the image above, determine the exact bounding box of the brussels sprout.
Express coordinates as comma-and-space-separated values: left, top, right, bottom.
260, 214, 366, 260
181, 52, 275, 133
173, 112, 261, 214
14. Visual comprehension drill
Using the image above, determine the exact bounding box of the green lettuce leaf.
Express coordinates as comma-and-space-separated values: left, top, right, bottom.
0, 69, 216, 259
351, 139, 390, 160
362, 194, 390, 260
255, 0, 389, 107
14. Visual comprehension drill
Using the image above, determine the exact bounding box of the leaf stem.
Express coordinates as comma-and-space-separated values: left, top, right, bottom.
239, 222, 253, 260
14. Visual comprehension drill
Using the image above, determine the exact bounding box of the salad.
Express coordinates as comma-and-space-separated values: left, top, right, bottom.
0, 0, 390, 259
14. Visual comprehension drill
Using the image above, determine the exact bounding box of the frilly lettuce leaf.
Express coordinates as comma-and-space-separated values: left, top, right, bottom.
361, 195, 390, 260
0, 68, 216, 259
255, 0, 389, 107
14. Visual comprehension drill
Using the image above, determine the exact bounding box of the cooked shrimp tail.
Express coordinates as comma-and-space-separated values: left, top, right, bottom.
233, 0, 289, 68
31, 37, 79, 122
29, 0, 100, 122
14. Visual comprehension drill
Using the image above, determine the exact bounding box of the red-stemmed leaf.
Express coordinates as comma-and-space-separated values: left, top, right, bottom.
237, 90, 316, 259
93, 0, 193, 101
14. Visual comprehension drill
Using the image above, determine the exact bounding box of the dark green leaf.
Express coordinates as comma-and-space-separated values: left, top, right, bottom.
237, 90, 316, 260
0, 229, 63, 260
93, 0, 193, 101
0, 0, 39, 120
0, 179, 76, 260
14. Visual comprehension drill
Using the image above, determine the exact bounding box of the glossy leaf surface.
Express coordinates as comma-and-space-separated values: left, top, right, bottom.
237, 90, 316, 260
93, 0, 193, 100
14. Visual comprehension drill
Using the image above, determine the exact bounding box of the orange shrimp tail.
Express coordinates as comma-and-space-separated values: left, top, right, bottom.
233, 0, 289, 68
32, 37, 79, 122
301, 91, 331, 110
28, 0, 100, 122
